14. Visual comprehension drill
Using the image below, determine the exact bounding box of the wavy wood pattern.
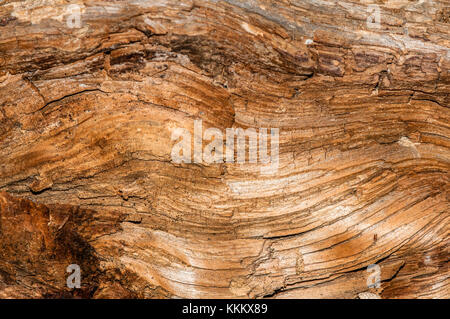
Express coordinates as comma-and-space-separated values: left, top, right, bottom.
0, 0, 448, 298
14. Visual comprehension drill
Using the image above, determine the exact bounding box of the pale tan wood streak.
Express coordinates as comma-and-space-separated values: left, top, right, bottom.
0, 0, 448, 298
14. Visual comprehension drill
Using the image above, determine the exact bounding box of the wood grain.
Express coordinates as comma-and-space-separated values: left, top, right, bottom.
0, 0, 448, 298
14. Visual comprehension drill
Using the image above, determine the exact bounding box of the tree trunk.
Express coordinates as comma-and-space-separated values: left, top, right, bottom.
0, 0, 448, 298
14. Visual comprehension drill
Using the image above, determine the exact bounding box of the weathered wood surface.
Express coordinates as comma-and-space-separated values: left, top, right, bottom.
0, 0, 448, 298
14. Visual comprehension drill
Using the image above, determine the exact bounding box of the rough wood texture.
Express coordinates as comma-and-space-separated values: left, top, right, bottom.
0, 0, 448, 298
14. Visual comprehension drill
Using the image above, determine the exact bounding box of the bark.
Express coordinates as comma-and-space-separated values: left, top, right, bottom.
0, 0, 449, 298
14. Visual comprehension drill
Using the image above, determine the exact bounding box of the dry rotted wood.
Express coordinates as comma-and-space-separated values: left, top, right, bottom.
0, 0, 449, 298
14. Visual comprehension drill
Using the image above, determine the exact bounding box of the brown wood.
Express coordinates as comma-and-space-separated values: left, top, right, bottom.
0, 0, 448, 298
